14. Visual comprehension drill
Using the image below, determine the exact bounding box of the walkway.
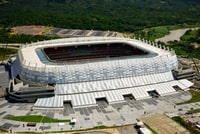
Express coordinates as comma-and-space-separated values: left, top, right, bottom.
0, 91, 196, 133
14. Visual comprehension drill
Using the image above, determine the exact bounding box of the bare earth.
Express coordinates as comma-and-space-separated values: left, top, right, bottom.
192, 42, 200, 48
11, 25, 51, 35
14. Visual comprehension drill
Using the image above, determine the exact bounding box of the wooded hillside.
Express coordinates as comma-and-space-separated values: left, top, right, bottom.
0, 0, 200, 32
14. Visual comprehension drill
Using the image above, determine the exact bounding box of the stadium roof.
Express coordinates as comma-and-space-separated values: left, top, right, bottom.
19, 37, 173, 68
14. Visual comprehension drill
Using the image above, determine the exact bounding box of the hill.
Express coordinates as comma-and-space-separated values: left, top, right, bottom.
0, 0, 200, 32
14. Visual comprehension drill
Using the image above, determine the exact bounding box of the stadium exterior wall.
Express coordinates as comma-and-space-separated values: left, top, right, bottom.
12, 37, 178, 84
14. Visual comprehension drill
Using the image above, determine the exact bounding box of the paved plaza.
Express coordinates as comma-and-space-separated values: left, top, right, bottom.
0, 90, 198, 133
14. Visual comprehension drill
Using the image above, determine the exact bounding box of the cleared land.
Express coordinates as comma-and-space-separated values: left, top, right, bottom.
10, 25, 124, 38
10, 25, 52, 35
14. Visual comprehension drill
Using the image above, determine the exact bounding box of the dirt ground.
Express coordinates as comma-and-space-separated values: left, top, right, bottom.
139, 113, 189, 134
10, 25, 52, 35
192, 43, 200, 48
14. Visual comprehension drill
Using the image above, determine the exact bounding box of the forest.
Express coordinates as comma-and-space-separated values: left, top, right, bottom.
0, 28, 57, 43
0, 0, 200, 32
0, 0, 200, 59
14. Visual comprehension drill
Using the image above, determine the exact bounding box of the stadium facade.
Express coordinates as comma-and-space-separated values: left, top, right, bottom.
9, 37, 193, 109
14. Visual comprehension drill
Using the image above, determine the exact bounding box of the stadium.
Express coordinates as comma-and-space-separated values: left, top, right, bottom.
8, 37, 193, 109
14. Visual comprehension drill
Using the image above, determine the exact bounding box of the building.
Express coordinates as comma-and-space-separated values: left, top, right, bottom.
8, 37, 193, 109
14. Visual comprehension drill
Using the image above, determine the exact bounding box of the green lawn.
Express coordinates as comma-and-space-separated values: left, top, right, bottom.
138, 26, 170, 41
177, 90, 200, 105
148, 26, 169, 40
172, 116, 200, 134
7, 115, 70, 123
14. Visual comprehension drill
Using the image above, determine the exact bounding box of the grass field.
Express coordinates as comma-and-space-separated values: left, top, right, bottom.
7, 115, 70, 123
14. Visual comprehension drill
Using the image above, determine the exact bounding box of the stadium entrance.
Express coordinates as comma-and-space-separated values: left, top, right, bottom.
123, 94, 135, 101
147, 90, 160, 98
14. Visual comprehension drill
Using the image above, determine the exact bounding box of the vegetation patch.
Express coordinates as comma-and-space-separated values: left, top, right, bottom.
7, 115, 70, 123
92, 125, 109, 129
177, 90, 200, 105
172, 116, 200, 134
167, 29, 200, 59
0, 0, 8, 5
0, 127, 7, 132
139, 26, 169, 41
0, 0, 200, 32
181, 29, 200, 43
135, 24, 199, 41
0, 47, 18, 61
188, 108, 200, 114
0, 28, 58, 43
87, 125, 123, 131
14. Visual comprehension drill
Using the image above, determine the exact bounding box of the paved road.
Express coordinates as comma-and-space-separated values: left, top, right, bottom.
156, 29, 189, 43
155, 27, 199, 44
